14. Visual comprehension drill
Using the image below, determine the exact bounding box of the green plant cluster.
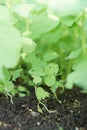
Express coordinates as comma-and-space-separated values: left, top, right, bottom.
0, 0, 87, 103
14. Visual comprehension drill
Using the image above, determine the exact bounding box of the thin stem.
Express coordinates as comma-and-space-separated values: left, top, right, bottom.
65, 60, 72, 78
38, 101, 57, 113
6, 91, 13, 104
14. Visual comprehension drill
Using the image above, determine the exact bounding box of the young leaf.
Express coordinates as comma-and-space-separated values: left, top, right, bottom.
32, 75, 42, 84
44, 75, 56, 86
44, 63, 59, 76
50, 81, 63, 93
36, 87, 50, 101
29, 67, 45, 76
17, 85, 28, 92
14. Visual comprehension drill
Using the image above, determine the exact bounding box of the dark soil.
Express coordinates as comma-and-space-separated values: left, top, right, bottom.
0, 87, 87, 130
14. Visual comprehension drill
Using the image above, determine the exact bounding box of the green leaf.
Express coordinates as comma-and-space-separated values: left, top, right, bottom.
29, 10, 60, 39
61, 15, 77, 26
41, 25, 62, 44
18, 93, 26, 97
5, 81, 14, 93
50, 81, 63, 93
12, 69, 23, 81
24, 53, 46, 68
12, 3, 35, 18
0, 25, 22, 79
0, 85, 4, 93
43, 51, 58, 61
17, 85, 29, 97
32, 75, 42, 84
22, 37, 36, 54
0, 5, 22, 80
2, 66, 10, 81
29, 67, 45, 76
66, 58, 87, 90
17, 85, 28, 92
44, 75, 56, 86
0, 5, 13, 25
36, 87, 50, 100
44, 63, 59, 76
66, 49, 82, 60
48, 0, 87, 16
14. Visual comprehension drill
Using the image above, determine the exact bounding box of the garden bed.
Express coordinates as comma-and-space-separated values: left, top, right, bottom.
0, 87, 87, 130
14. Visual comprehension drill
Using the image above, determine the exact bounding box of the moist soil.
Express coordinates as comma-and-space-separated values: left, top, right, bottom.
0, 87, 87, 130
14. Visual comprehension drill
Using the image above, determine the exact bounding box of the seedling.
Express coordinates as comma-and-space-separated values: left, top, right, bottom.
32, 75, 57, 113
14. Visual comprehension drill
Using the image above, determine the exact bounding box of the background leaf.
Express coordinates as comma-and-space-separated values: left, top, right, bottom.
0, 5, 13, 25
43, 51, 58, 61
48, 0, 87, 16
29, 10, 60, 39
0, 25, 22, 79
12, 69, 23, 81
22, 37, 36, 53
66, 58, 87, 90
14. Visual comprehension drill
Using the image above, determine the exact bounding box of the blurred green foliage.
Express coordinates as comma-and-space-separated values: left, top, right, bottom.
0, 0, 87, 101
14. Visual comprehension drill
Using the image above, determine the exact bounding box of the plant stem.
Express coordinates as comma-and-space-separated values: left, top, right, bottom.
38, 101, 57, 113
65, 60, 72, 78
6, 91, 13, 104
